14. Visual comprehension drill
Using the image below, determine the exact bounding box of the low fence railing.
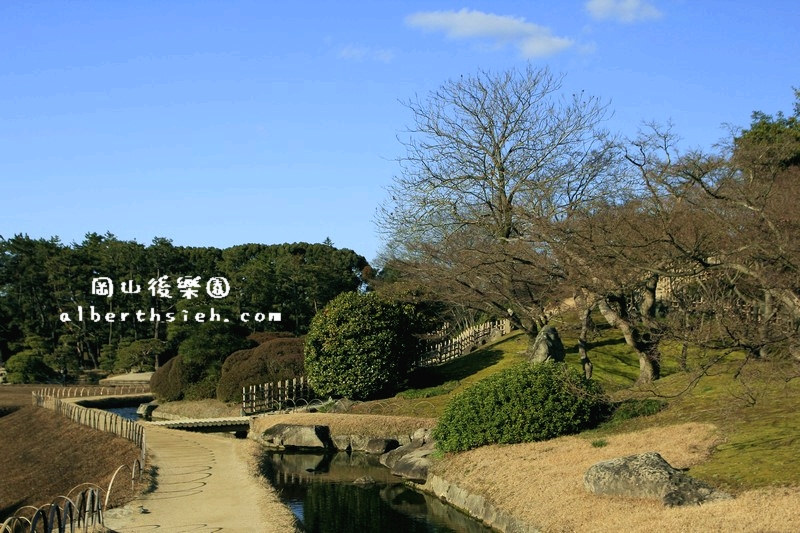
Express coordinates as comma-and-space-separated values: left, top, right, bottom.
1, 459, 144, 533
36, 384, 150, 398
5, 389, 149, 532
32, 391, 146, 460
416, 319, 512, 367
242, 376, 318, 416
241, 320, 513, 414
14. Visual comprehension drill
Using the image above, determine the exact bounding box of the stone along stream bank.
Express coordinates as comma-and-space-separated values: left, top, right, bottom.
253, 421, 516, 533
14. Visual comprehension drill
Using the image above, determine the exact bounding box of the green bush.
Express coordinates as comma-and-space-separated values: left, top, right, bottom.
4, 351, 55, 384
113, 338, 166, 373
216, 333, 305, 402
433, 362, 607, 452
4, 335, 57, 383
184, 370, 221, 401
150, 356, 186, 401
153, 320, 255, 401
304, 292, 420, 400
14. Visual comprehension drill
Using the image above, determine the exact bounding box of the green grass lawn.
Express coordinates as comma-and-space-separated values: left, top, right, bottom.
349, 331, 529, 417
350, 316, 800, 491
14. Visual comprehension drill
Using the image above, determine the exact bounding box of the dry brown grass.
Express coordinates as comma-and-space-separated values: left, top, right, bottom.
431, 422, 800, 532
251, 412, 436, 438
0, 405, 142, 521
0, 384, 38, 410
153, 398, 242, 419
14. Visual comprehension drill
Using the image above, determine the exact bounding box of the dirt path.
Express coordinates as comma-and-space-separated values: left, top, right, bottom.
104, 425, 298, 533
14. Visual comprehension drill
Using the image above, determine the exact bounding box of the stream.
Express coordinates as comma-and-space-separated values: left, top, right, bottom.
103, 405, 140, 420
94, 401, 490, 531
259, 450, 493, 533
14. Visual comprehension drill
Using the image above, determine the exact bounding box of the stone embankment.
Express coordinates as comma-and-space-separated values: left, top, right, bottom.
253, 421, 438, 481
251, 416, 535, 531
420, 475, 540, 533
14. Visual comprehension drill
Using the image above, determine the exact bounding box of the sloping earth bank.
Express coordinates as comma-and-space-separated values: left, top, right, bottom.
0, 403, 141, 521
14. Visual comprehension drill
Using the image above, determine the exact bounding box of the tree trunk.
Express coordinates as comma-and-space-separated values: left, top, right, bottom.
640, 274, 659, 323
678, 310, 689, 371
597, 297, 660, 384
757, 290, 775, 359
578, 305, 593, 379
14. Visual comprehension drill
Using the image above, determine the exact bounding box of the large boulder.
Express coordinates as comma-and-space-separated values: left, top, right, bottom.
584, 451, 732, 506
330, 433, 406, 454
331, 434, 353, 452
365, 438, 400, 455
527, 325, 565, 363
136, 401, 159, 420
259, 423, 332, 450
380, 439, 437, 482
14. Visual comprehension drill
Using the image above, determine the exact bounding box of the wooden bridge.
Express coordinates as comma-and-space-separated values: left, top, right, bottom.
149, 417, 251, 434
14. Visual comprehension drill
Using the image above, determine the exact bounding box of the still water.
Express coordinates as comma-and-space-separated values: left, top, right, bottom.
259, 450, 493, 533
103, 406, 140, 420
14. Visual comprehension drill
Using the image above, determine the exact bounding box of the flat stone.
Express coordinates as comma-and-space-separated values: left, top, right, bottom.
387, 440, 437, 482
365, 438, 400, 454
331, 434, 351, 452
411, 428, 432, 444
349, 434, 372, 452
425, 474, 538, 533
353, 475, 376, 486
259, 423, 332, 450
136, 402, 158, 420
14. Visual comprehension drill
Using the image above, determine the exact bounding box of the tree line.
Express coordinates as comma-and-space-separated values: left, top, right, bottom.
377, 66, 800, 385
0, 235, 368, 382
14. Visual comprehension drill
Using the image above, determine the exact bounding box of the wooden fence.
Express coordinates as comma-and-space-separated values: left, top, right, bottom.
6, 390, 149, 532
416, 319, 512, 367
36, 384, 150, 398
240, 320, 513, 415
242, 376, 316, 416
32, 391, 146, 460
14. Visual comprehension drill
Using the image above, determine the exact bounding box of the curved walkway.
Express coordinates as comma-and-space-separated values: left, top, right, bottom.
104, 425, 298, 533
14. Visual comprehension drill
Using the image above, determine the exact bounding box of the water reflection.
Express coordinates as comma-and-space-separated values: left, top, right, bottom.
103, 406, 140, 421
259, 451, 492, 533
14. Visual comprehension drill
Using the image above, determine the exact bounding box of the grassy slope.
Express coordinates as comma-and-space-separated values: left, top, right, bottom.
0, 390, 142, 521
154, 314, 799, 492
351, 316, 800, 491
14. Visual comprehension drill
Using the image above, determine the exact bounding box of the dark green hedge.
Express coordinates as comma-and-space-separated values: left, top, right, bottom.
216, 334, 304, 402
433, 362, 607, 452
150, 355, 187, 401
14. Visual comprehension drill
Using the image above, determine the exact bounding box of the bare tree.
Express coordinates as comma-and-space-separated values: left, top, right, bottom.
611, 105, 800, 375
554, 198, 674, 384
378, 66, 618, 348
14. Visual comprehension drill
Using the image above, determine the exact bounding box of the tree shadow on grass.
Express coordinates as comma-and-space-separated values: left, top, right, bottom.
408, 349, 504, 389
0, 499, 26, 522
587, 337, 627, 349
0, 406, 19, 418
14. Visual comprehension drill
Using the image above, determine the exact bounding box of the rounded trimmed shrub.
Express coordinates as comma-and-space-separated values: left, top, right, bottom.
433, 362, 608, 452
216, 334, 305, 402
150, 355, 187, 401
304, 291, 418, 400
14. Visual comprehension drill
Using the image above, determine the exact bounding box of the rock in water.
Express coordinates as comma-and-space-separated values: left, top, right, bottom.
353, 476, 376, 486
527, 325, 566, 363
584, 451, 732, 506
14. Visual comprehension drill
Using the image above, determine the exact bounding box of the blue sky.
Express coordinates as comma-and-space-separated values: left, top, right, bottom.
1, 1, 797, 263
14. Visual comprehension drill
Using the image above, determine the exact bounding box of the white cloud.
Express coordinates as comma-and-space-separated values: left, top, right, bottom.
585, 0, 662, 23
405, 9, 573, 58
337, 44, 395, 63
